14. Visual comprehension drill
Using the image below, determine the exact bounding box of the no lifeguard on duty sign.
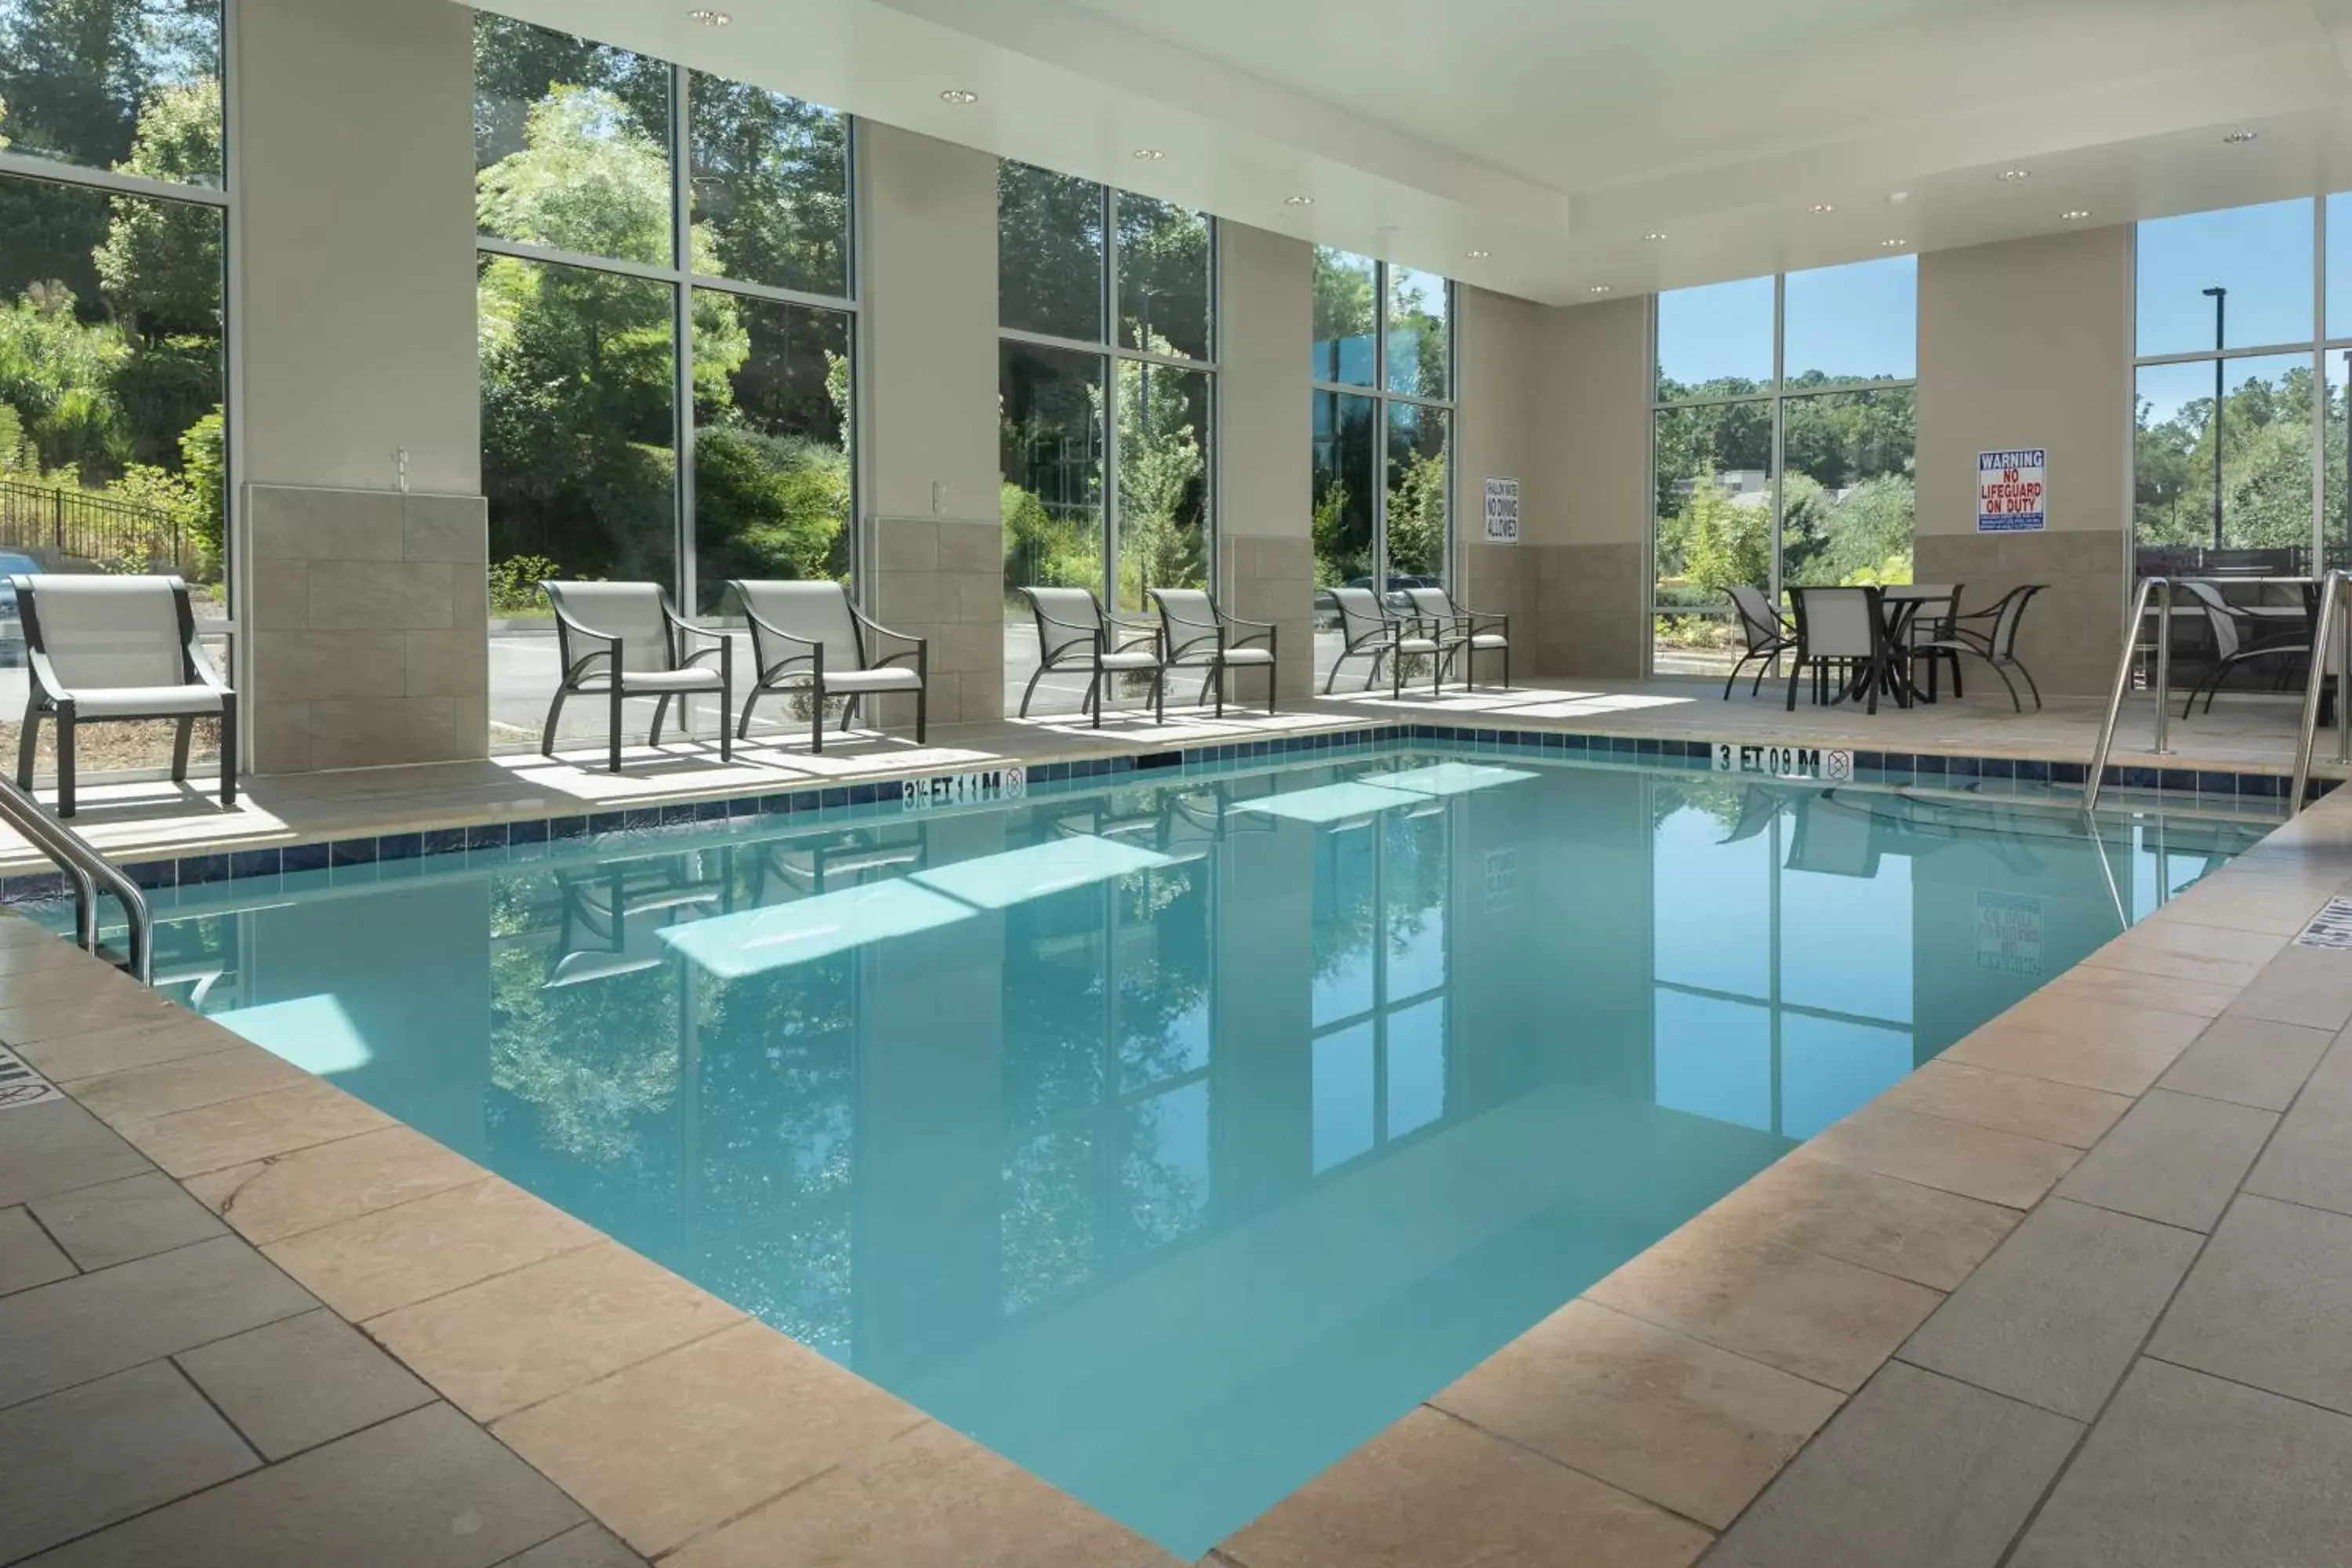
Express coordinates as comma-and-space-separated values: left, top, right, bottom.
1977, 448, 2047, 533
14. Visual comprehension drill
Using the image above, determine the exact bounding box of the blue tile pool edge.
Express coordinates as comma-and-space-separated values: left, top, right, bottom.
2, 721, 2324, 908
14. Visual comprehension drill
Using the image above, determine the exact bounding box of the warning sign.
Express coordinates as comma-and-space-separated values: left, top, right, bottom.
1977, 448, 2047, 533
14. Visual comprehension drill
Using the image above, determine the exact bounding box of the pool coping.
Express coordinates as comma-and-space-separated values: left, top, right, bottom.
6, 748, 2352, 1562
0, 718, 2318, 909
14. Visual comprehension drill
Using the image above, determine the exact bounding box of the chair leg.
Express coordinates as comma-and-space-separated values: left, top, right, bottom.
916, 683, 927, 745
736, 685, 763, 742
840, 696, 857, 735
1214, 662, 1225, 719
1863, 656, 1879, 717
648, 695, 672, 750
217, 695, 238, 808
1267, 659, 1277, 716
55, 705, 74, 818
717, 686, 731, 764
539, 689, 567, 757
171, 717, 193, 782
1785, 657, 1802, 712
1087, 673, 1103, 729
16, 704, 37, 791
608, 681, 623, 773
1018, 662, 1051, 719
1502, 644, 1510, 692
811, 681, 825, 755
2016, 659, 2043, 711
1724, 654, 1751, 700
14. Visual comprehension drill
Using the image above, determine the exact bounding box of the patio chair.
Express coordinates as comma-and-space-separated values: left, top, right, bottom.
12, 574, 234, 818
1885, 583, 1964, 701
1787, 585, 1898, 715
1149, 586, 1276, 719
2176, 580, 2305, 719
1016, 586, 1165, 727
1401, 586, 1511, 691
1910, 584, 2048, 713
1722, 584, 1792, 700
729, 579, 927, 753
539, 581, 732, 773
1323, 586, 1445, 699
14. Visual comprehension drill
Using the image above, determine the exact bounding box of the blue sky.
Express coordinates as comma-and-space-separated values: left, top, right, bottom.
2131, 194, 2352, 421
1656, 255, 1917, 391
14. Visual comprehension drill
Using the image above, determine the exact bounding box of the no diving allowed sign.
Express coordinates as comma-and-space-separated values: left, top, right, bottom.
0, 1042, 59, 1111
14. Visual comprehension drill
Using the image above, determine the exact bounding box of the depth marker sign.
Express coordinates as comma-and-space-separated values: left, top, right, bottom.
1977, 448, 2047, 533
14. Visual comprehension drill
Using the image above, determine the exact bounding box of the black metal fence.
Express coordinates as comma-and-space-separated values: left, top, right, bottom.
0, 480, 201, 574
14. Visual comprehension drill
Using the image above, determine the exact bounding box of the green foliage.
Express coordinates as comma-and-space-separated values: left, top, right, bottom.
694, 424, 848, 585
176, 405, 221, 561
477, 85, 672, 265
1678, 483, 1771, 594
1112, 353, 1205, 604
1001, 480, 1095, 599
1385, 450, 1447, 577
488, 554, 565, 615
2135, 367, 2332, 554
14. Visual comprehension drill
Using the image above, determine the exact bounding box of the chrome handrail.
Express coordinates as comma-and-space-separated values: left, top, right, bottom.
2085, 575, 2168, 812
0, 775, 151, 982
2289, 570, 2352, 818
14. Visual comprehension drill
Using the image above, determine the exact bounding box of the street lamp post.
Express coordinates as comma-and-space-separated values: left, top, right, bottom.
2202, 286, 2227, 553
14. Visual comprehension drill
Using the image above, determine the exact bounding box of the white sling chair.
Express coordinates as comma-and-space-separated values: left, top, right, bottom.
13, 574, 234, 818
730, 579, 927, 753
540, 581, 732, 772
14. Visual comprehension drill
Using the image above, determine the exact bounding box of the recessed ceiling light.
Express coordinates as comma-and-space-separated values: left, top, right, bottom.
1996, 168, 2031, 182
1465, 249, 1490, 259
1588, 284, 1613, 295
1879, 238, 1909, 248
1887, 191, 1911, 204
687, 8, 729, 24
1283, 194, 1314, 207
2223, 129, 2259, 144
2061, 209, 2092, 221
1132, 148, 1163, 161
939, 89, 978, 105
1809, 202, 1835, 214
1642, 231, 1668, 241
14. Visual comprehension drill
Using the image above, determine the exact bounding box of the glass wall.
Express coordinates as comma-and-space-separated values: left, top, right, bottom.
998, 163, 1214, 717
1311, 248, 1455, 688
2131, 197, 2352, 577
0, 0, 229, 778
1650, 258, 1916, 677
474, 16, 856, 750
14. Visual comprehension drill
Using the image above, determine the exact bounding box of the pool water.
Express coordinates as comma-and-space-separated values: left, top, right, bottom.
132, 749, 2264, 1555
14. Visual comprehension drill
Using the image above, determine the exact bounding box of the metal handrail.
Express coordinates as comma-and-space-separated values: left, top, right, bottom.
0, 776, 151, 982
2085, 575, 2170, 811
2289, 571, 2352, 818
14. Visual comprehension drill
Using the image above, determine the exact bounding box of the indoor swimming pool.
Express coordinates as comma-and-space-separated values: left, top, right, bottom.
114, 748, 2268, 1556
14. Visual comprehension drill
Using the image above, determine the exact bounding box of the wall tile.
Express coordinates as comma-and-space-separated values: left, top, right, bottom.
246, 486, 404, 562
403, 630, 488, 699
307, 561, 456, 632
252, 631, 407, 702
402, 495, 488, 564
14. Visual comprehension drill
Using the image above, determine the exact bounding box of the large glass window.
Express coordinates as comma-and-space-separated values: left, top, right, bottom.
2131, 197, 2348, 577
1311, 248, 1456, 688
475, 16, 857, 752
1650, 256, 1916, 676
0, 0, 230, 779
998, 164, 1215, 716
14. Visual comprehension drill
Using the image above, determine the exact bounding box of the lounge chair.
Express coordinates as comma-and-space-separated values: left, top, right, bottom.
1911, 583, 2047, 713
730, 579, 926, 753
1015, 586, 1165, 727
539, 581, 732, 772
1401, 586, 1510, 690
1148, 587, 1276, 718
13, 574, 234, 818
1323, 586, 1443, 698
1722, 584, 1792, 700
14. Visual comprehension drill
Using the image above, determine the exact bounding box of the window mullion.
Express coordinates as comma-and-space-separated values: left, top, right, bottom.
671, 65, 697, 619
1102, 186, 1119, 608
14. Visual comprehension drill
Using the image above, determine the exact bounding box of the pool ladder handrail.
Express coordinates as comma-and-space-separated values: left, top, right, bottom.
2085, 573, 2352, 818
0, 773, 151, 982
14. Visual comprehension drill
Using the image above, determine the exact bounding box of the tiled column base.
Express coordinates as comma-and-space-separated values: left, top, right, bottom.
869, 515, 1004, 726
1227, 533, 1315, 702
249, 485, 490, 772
1536, 541, 1646, 680
1915, 528, 2126, 699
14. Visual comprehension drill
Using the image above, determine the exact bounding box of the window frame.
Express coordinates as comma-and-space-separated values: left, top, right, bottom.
0, 0, 241, 768
1646, 263, 1918, 666
2128, 198, 2342, 574
472, 47, 862, 619
1309, 251, 1457, 589
996, 173, 1221, 608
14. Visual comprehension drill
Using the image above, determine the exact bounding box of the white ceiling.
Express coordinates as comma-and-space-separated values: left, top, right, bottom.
476, 0, 2352, 305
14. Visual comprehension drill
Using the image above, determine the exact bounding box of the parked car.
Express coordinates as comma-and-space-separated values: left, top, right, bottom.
0, 554, 39, 666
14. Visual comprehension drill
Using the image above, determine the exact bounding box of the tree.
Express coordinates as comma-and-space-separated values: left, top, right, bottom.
94, 75, 221, 471
1679, 483, 1770, 596
999, 162, 1104, 339
688, 77, 848, 296
1112, 353, 1205, 605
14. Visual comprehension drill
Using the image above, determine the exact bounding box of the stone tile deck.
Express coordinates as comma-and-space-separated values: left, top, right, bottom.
5, 682, 2352, 1563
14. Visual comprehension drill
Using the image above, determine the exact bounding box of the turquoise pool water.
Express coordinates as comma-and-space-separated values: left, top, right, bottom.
132, 749, 2263, 1555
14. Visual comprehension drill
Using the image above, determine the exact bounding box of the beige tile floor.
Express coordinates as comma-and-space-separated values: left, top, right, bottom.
7, 681, 2352, 1564
0, 675, 2328, 873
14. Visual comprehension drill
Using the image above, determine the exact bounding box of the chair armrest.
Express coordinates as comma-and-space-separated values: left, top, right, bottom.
662, 606, 728, 646
848, 604, 926, 655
